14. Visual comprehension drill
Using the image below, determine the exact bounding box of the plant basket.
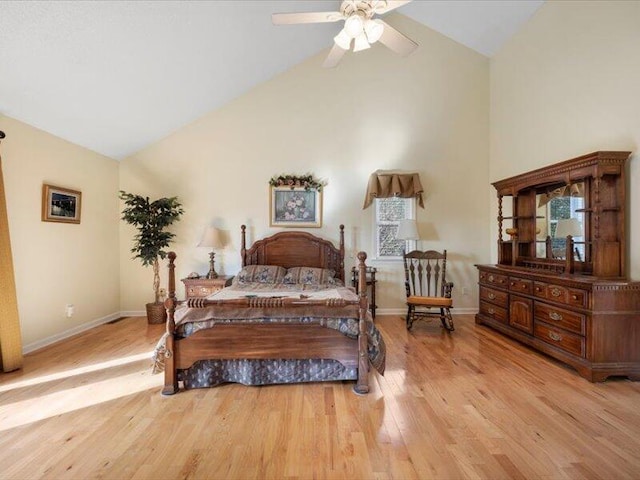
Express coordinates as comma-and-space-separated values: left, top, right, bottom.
146, 302, 167, 325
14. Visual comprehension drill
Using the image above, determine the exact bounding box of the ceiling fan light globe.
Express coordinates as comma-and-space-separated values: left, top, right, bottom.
364, 19, 384, 43
334, 29, 352, 50
353, 33, 371, 52
344, 14, 364, 38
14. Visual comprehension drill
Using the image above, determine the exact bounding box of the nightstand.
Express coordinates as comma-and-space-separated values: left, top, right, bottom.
181, 276, 233, 300
351, 266, 377, 319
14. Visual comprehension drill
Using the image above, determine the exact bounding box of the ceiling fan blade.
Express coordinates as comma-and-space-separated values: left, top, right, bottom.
323, 44, 348, 68
377, 20, 418, 57
373, 0, 413, 15
272, 11, 343, 25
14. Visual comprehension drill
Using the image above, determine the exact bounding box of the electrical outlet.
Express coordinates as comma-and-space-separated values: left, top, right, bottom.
65, 304, 75, 317
461, 287, 468, 296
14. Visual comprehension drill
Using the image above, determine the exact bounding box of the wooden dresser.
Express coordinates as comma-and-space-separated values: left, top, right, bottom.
476, 151, 640, 382
181, 276, 233, 300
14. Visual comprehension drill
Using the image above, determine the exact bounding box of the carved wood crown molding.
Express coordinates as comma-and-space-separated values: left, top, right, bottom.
492, 151, 631, 196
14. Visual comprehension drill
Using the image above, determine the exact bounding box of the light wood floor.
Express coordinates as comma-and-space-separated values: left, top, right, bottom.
1, 315, 640, 480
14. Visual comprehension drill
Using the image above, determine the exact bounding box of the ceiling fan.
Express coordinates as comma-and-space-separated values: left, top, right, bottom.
272, 0, 418, 68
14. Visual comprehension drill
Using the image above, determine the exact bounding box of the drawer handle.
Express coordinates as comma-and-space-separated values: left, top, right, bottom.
572, 294, 578, 300
535, 286, 542, 292
549, 311, 563, 321
488, 293, 496, 300
550, 288, 562, 297
548, 331, 563, 342
488, 275, 495, 282
488, 308, 495, 315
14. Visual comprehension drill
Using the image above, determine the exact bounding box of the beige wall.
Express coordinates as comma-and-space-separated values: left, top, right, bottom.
490, 0, 640, 278
0, 115, 120, 349
120, 14, 490, 313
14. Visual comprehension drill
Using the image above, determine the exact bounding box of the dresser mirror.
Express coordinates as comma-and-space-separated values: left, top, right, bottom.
535, 181, 586, 261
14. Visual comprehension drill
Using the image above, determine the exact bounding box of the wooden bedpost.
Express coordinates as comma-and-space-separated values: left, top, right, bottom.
241, 225, 247, 267
339, 224, 345, 282
354, 251, 370, 395
162, 251, 178, 395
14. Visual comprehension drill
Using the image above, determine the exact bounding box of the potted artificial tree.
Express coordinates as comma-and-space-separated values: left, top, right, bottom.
119, 191, 184, 324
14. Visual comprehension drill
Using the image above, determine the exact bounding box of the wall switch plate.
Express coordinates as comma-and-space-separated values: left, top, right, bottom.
461, 287, 468, 295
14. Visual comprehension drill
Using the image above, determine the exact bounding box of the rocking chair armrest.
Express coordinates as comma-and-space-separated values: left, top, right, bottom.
443, 281, 454, 298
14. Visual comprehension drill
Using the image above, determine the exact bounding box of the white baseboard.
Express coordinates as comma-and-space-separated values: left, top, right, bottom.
119, 310, 146, 318
23, 311, 122, 354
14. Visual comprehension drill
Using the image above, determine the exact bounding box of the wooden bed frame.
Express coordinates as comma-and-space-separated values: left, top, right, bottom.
161, 225, 372, 395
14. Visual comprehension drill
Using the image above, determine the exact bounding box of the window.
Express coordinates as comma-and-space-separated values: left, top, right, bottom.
374, 197, 416, 259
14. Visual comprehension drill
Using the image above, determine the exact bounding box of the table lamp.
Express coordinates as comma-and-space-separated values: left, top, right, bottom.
198, 226, 224, 279
555, 218, 582, 239
396, 218, 420, 253
396, 218, 419, 240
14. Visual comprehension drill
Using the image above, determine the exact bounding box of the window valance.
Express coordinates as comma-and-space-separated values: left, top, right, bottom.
537, 182, 584, 208
362, 170, 424, 209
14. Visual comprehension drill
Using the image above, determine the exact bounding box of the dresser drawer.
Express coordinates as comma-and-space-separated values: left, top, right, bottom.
535, 322, 585, 357
533, 282, 587, 308
534, 302, 585, 335
479, 300, 508, 324
479, 286, 508, 307
479, 271, 508, 288
509, 277, 533, 295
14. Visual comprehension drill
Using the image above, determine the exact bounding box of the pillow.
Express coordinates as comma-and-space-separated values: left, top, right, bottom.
283, 267, 337, 285
236, 265, 287, 284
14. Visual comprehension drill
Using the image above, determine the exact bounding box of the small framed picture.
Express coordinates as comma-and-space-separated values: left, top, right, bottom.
270, 186, 322, 228
42, 184, 82, 224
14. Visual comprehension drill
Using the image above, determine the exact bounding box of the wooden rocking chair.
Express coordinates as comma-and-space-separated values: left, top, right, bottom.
403, 249, 454, 331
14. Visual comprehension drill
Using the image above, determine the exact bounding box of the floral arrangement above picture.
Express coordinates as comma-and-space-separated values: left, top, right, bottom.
268, 174, 324, 191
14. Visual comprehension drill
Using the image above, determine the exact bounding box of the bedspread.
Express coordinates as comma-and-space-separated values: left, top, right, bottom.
152, 284, 386, 381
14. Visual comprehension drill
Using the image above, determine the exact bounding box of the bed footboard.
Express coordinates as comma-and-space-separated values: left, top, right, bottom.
161, 250, 374, 395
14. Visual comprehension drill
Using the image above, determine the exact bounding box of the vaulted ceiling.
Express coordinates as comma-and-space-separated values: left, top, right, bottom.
0, 1, 544, 160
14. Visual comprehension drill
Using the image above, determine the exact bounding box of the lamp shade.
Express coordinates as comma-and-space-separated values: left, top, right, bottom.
333, 29, 351, 50
344, 14, 364, 38
364, 19, 384, 43
555, 218, 582, 238
197, 226, 224, 248
396, 219, 419, 240
353, 33, 371, 52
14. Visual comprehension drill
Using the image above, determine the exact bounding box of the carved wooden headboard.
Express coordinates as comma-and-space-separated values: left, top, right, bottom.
240, 225, 346, 283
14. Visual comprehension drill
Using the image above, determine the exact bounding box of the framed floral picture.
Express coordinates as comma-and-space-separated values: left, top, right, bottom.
42, 184, 82, 224
270, 186, 322, 228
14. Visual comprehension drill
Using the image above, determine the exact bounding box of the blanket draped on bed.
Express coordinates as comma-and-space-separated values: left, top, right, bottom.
152, 284, 386, 388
